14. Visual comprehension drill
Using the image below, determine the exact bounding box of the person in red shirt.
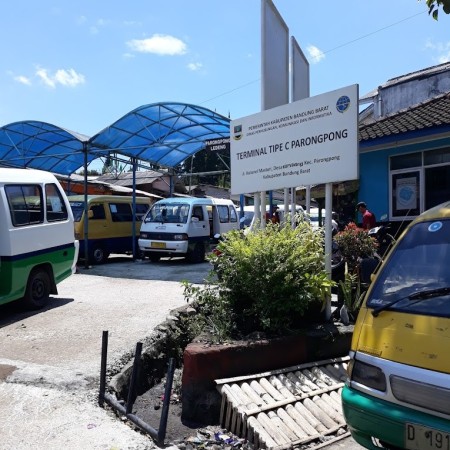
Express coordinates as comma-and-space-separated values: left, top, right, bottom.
357, 201, 376, 230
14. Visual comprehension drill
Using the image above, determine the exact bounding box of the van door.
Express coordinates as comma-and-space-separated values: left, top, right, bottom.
188, 205, 209, 240
87, 203, 108, 240
216, 203, 238, 234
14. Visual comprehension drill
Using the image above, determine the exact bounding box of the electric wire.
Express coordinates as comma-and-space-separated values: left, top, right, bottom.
199, 10, 427, 108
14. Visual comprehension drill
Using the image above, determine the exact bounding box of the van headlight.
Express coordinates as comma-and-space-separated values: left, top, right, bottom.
173, 234, 188, 240
349, 360, 387, 392
140, 233, 149, 239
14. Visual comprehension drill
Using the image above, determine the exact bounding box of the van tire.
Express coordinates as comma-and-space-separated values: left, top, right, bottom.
149, 254, 160, 263
90, 246, 109, 265
23, 269, 51, 310
187, 243, 205, 263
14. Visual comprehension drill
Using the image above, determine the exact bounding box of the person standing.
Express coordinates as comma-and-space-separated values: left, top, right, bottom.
356, 201, 376, 230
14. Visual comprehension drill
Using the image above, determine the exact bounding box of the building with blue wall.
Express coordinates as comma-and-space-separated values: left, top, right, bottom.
356, 62, 450, 230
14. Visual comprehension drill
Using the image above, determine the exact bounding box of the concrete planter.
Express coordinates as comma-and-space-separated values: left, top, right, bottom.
181, 322, 353, 424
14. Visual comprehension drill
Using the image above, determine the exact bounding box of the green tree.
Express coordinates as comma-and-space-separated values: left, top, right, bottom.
77, 169, 100, 176
185, 149, 230, 187
422, 0, 450, 19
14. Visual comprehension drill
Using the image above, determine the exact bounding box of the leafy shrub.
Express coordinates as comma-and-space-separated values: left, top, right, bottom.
333, 222, 378, 273
333, 223, 379, 322
183, 220, 334, 340
338, 263, 366, 321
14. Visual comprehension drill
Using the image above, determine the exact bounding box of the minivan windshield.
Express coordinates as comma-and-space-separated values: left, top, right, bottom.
144, 202, 190, 224
69, 201, 84, 222
367, 219, 450, 317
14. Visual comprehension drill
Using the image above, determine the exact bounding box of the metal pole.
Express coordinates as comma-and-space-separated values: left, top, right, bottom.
99, 330, 108, 406
157, 357, 176, 446
126, 342, 143, 415
83, 144, 89, 269
169, 172, 174, 197
325, 182, 333, 321
132, 159, 137, 260
261, 191, 266, 229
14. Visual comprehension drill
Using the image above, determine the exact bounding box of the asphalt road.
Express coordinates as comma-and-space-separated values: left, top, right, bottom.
0, 255, 364, 450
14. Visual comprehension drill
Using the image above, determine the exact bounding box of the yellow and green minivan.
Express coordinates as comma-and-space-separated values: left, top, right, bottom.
342, 200, 450, 450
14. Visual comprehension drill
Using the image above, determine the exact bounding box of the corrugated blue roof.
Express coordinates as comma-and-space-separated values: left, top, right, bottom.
0, 102, 231, 175
0, 121, 102, 175
90, 102, 230, 168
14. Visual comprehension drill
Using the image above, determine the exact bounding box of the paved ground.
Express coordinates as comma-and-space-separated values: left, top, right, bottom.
0, 256, 364, 450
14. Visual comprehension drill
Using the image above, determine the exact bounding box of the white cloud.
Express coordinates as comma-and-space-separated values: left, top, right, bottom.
127, 34, 187, 56
14, 75, 32, 86
425, 38, 450, 63
306, 45, 325, 64
123, 20, 141, 27
187, 62, 203, 71
36, 67, 85, 88
54, 69, 85, 87
36, 68, 56, 88
76, 15, 87, 25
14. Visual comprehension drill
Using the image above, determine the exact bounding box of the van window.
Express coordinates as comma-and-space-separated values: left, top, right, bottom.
90, 204, 106, 220
109, 203, 132, 222
5, 184, 43, 226
45, 183, 68, 222
144, 202, 189, 224
217, 205, 230, 223
192, 206, 204, 221
229, 206, 237, 223
367, 219, 450, 317
135, 203, 149, 221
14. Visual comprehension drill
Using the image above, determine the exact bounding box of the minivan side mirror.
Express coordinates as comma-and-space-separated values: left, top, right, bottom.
88, 210, 94, 219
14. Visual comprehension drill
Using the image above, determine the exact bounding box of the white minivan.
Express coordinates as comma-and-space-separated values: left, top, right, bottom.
138, 197, 239, 263
0, 168, 79, 309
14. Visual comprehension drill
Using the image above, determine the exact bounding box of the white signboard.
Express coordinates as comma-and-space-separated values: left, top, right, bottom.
230, 84, 359, 195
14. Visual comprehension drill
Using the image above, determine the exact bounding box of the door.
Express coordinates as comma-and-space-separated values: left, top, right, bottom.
188, 205, 209, 240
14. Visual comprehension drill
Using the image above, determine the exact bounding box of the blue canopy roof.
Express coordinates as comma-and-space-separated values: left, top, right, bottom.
0, 102, 231, 175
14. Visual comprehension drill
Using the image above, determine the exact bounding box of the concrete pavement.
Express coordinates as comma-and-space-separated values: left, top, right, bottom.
0, 256, 364, 449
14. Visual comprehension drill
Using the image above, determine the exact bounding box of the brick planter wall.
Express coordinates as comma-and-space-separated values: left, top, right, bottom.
181, 323, 353, 424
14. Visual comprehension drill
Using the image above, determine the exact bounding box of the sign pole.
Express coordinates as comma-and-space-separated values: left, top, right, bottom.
324, 182, 333, 320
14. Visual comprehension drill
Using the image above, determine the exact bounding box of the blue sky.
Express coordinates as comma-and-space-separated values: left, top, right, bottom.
1, 0, 449, 139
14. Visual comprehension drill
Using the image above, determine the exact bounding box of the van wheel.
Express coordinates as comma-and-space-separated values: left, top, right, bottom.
90, 246, 109, 265
23, 269, 50, 310
187, 243, 205, 263
149, 254, 160, 263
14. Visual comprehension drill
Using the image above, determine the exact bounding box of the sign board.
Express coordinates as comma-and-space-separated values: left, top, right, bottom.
230, 84, 359, 195
205, 138, 230, 153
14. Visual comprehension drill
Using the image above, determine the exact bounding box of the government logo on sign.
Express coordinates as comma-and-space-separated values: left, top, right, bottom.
336, 95, 351, 113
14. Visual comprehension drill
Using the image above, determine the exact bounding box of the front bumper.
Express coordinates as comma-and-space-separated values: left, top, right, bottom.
342, 385, 450, 450
138, 238, 189, 254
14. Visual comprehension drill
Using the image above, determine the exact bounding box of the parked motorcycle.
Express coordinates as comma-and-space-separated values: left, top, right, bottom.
331, 238, 345, 291
368, 224, 396, 260
358, 220, 396, 285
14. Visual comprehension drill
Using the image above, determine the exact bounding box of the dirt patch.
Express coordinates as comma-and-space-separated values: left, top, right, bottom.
132, 378, 245, 448
0, 364, 16, 381
133, 379, 202, 443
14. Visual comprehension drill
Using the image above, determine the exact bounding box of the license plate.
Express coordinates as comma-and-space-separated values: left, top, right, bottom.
150, 242, 166, 249
405, 423, 450, 450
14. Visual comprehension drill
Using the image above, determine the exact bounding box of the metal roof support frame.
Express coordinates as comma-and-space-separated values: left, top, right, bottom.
83, 143, 90, 269
131, 158, 138, 260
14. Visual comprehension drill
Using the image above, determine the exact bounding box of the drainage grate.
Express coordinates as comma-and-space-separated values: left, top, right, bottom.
215, 356, 350, 450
